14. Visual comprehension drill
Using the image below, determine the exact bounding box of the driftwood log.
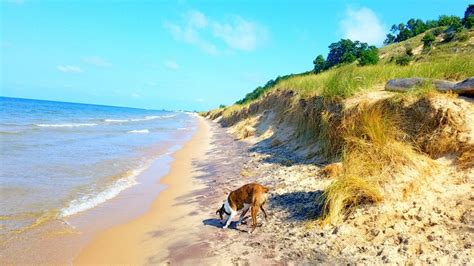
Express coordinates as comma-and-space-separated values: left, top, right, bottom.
385, 77, 474, 96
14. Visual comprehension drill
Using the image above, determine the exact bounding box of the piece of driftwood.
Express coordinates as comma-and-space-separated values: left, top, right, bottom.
385, 77, 473, 96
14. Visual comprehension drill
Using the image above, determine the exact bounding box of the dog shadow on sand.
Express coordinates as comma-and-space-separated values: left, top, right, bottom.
203, 190, 324, 233
202, 216, 251, 233
269, 190, 325, 221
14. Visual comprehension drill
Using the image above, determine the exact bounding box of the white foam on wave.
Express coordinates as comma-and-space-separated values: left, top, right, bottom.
184, 111, 199, 117
158, 114, 177, 119
127, 129, 149, 134
104, 119, 129, 123
130, 116, 158, 122
104, 114, 176, 123
59, 165, 149, 217
36, 123, 97, 128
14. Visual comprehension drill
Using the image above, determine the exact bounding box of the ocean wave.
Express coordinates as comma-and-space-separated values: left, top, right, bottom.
184, 112, 199, 117
59, 165, 148, 217
35, 123, 98, 128
104, 119, 129, 123
158, 114, 177, 119
130, 115, 161, 122
104, 114, 176, 123
127, 129, 149, 134
0, 130, 22, 135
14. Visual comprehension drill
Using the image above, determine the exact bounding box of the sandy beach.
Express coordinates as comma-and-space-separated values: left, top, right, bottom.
3, 103, 472, 264
78, 100, 473, 264
75, 116, 213, 264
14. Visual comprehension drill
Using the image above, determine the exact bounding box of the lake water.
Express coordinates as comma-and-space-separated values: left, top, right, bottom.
0, 97, 196, 238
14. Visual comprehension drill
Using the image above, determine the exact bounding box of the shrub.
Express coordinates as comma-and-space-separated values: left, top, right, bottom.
219, 104, 226, 109
432, 27, 444, 36
438, 15, 463, 31
422, 33, 436, 48
455, 30, 469, 42
463, 15, 474, 28
395, 55, 412, 66
404, 44, 414, 56
444, 30, 456, 42
359, 47, 380, 66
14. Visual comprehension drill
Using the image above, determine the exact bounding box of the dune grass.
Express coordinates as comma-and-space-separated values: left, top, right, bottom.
206, 29, 473, 226
271, 54, 474, 99
320, 102, 421, 224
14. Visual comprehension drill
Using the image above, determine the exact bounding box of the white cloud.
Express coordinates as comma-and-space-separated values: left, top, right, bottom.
195, 98, 204, 102
164, 10, 267, 55
212, 17, 266, 51
188, 10, 208, 28
340, 7, 386, 46
164, 60, 179, 70
82, 56, 112, 67
131, 92, 141, 98
164, 19, 218, 55
57, 65, 83, 73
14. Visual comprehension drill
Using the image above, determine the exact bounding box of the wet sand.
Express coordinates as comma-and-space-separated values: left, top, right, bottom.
75, 116, 214, 264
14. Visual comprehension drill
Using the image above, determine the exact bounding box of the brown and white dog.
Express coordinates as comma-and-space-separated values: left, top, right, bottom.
216, 183, 269, 233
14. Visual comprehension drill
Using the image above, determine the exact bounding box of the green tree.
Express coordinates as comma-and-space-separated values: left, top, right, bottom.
425, 20, 439, 29
358, 46, 379, 66
463, 5, 474, 28
463, 15, 474, 28
407, 19, 427, 35
325, 39, 378, 69
384, 33, 396, 45
438, 15, 462, 26
326, 39, 360, 68
422, 33, 436, 48
438, 15, 462, 31
313, 55, 326, 73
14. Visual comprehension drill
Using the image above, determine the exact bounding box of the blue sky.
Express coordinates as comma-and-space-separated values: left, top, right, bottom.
0, 0, 470, 110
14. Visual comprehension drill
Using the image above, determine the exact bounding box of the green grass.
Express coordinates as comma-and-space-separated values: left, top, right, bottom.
271, 55, 473, 99
223, 28, 474, 105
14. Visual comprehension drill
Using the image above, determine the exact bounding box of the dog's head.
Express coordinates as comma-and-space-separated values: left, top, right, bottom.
216, 204, 225, 220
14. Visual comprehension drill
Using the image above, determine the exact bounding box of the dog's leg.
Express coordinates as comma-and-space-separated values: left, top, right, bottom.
238, 207, 250, 225
260, 205, 268, 221
223, 211, 236, 229
250, 205, 259, 233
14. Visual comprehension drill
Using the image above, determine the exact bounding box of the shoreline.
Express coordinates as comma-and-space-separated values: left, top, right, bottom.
74, 115, 211, 264
0, 116, 199, 264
